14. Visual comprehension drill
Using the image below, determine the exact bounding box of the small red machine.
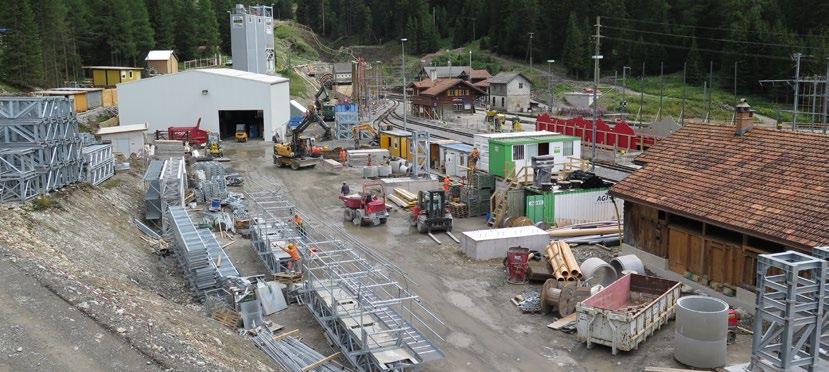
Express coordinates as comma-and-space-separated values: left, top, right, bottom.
339, 181, 389, 226
167, 117, 209, 145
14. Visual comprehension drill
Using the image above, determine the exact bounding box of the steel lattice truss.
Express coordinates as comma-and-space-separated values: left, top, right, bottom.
751, 251, 826, 371
164, 206, 238, 299
81, 144, 114, 186
411, 131, 430, 179
812, 246, 829, 362
246, 187, 445, 371
0, 97, 84, 202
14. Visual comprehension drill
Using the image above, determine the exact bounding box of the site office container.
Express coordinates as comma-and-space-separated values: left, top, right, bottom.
524, 187, 621, 226
473, 131, 554, 174
488, 135, 581, 178
576, 274, 681, 355
379, 129, 411, 160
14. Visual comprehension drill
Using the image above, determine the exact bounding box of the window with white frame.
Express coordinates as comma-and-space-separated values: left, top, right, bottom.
512, 144, 525, 160
563, 141, 573, 156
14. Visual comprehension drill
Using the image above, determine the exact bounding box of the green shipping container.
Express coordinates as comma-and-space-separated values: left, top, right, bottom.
525, 193, 554, 224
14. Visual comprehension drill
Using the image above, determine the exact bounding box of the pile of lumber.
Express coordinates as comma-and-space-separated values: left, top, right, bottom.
545, 241, 583, 281
548, 221, 623, 246
388, 187, 417, 209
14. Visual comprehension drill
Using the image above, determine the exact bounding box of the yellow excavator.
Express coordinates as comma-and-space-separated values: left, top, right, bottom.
273, 108, 328, 170
352, 122, 379, 148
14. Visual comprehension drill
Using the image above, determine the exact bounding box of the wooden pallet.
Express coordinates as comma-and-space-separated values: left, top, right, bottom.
448, 202, 468, 218
212, 309, 241, 329
272, 272, 304, 284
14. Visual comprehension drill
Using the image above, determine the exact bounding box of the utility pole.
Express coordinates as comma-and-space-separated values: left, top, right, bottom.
590, 16, 601, 172
658, 61, 664, 120
823, 58, 828, 134
401, 38, 408, 131
376, 60, 382, 103
528, 32, 535, 70
706, 60, 713, 123
637, 62, 645, 124
681, 62, 687, 126
621, 66, 630, 116
469, 50, 472, 70
793, 53, 802, 130
547, 59, 555, 113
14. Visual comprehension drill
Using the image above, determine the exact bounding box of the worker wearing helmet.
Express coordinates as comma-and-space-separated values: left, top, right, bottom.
293, 213, 305, 236
281, 242, 302, 271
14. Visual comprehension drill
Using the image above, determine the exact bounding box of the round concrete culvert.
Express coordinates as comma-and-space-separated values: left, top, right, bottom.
674, 295, 729, 369
610, 254, 645, 275
579, 257, 617, 286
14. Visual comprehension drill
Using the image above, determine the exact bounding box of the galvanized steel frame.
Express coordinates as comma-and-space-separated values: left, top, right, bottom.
750, 251, 826, 371
812, 246, 829, 361
246, 186, 445, 371
0, 97, 83, 202
410, 131, 430, 179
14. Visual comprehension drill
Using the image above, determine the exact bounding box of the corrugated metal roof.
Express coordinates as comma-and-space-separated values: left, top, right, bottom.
442, 143, 473, 152
492, 135, 578, 145
488, 72, 531, 85
197, 68, 289, 84
83, 66, 143, 70
381, 129, 412, 137
145, 50, 175, 61
97, 123, 148, 135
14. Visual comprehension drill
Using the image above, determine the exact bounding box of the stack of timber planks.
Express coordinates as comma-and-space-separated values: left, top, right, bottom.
388, 187, 417, 209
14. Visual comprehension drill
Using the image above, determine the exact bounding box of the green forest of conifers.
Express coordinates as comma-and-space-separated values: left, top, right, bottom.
1, 0, 827, 93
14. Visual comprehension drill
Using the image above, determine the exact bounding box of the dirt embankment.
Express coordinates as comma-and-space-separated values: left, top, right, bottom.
0, 170, 275, 371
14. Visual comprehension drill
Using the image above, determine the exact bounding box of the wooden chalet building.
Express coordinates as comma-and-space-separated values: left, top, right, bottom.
418, 66, 491, 85
409, 78, 486, 119
609, 100, 829, 303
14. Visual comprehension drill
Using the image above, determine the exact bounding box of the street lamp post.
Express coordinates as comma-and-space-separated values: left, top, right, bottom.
469, 50, 472, 70
547, 59, 555, 113
401, 38, 408, 131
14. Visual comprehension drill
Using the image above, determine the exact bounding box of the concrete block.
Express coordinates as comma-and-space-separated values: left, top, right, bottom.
460, 226, 550, 260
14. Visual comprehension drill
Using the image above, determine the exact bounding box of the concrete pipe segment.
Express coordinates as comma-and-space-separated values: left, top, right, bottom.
579, 257, 617, 286
609, 254, 645, 275
674, 295, 729, 368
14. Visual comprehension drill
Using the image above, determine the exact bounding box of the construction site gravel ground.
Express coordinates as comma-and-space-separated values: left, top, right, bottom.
0, 140, 752, 371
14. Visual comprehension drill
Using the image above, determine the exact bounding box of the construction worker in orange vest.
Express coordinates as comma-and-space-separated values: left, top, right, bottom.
293, 213, 305, 236
281, 242, 301, 271
442, 176, 451, 192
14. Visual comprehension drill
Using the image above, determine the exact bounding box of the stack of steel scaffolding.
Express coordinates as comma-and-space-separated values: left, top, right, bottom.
81, 144, 114, 186
165, 206, 238, 298
143, 157, 186, 223
812, 246, 829, 361
750, 251, 826, 371
251, 328, 342, 372
249, 191, 301, 274
247, 186, 445, 371
143, 160, 165, 220
0, 97, 84, 202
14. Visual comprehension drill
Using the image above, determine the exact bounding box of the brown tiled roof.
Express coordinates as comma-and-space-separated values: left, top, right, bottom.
421, 78, 486, 96
609, 122, 829, 250
473, 80, 490, 88
410, 79, 435, 90
470, 69, 491, 80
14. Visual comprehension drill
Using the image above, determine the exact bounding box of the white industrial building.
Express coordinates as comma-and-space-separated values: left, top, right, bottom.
117, 68, 290, 140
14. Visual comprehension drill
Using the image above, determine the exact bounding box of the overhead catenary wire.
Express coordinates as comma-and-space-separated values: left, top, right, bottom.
602, 15, 829, 41
602, 36, 807, 62
602, 25, 826, 51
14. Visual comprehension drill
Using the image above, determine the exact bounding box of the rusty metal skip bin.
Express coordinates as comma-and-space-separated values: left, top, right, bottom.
576, 273, 681, 354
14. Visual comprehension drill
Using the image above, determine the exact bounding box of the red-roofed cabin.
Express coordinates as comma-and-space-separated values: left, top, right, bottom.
410, 78, 486, 119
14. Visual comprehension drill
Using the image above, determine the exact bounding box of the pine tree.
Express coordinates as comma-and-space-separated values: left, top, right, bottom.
175, 0, 199, 60
196, 0, 220, 56
129, 0, 156, 65
39, 0, 71, 87
148, 0, 178, 50
686, 37, 704, 84
561, 12, 586, 77
0, 0, 43, 87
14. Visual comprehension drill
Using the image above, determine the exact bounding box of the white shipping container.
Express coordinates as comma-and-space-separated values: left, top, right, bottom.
473, 130, 556, 173
459, 226, 550, 260
554, 188, 623, 226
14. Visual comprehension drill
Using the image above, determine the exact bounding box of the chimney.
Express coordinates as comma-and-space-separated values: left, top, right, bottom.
734, 98, 754, 136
